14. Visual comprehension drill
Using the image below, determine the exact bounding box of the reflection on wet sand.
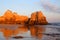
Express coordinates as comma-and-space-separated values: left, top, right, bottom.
0, 25, 45, 40
30, 26, 45, 39
0, 25, 28, 40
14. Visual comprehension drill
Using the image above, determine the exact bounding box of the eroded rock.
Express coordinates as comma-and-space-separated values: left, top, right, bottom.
0, 10, 48, 25
3, 10, 15, 24
0, 10, 28, 24
13, 12, 28, 24
0, 16, 5, 24
29, 11, 48, 25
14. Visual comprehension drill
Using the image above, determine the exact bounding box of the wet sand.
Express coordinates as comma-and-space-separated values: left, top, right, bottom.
0, 24, 60, 40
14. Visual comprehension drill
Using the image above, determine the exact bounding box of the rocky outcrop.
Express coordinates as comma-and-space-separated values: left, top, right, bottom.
0, 16, 5, 24
13, 12, 28, 24
0, 10, 48, 25
0, 10, 28, 24
29, 11, 48, 25
3, 10, 15, 24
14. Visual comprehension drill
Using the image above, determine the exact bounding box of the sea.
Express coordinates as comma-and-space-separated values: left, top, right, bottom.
0, 23, 60, 40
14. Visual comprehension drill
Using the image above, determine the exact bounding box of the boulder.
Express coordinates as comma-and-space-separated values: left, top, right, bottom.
29, 11, 48, 25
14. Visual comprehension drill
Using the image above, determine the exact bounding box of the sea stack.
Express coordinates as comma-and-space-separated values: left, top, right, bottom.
29, 11, 48, 25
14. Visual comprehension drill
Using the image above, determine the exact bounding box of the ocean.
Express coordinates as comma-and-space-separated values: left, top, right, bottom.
0, 23, 60, 40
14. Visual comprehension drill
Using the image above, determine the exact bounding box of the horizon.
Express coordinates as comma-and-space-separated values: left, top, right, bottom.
0, 0, 60, 23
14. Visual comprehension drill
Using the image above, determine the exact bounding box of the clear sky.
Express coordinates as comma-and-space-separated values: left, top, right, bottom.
0, 0, 60, 23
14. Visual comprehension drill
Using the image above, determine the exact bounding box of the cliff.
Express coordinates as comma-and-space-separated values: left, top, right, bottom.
13, 12, 28, 24
0, 10, 48, 25
0, 10, 28, 24
3, 10, 15, 24
29, 11, 48, 25
0, 16, 5, 24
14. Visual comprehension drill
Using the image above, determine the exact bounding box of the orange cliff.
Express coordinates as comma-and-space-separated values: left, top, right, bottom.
0, 16, 5, 24
0, 10, 48, 25
29, 11, 48, 25
3, 10, 15, 24
0, 10, 28, 24
13, 12, 28, 24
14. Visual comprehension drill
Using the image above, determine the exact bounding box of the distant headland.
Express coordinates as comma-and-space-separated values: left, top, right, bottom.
0, 10, 48, 25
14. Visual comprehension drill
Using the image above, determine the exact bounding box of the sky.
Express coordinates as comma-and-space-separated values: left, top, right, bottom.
0, 0, 60, 23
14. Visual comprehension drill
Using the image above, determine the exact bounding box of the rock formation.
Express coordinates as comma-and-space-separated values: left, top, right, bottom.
13, 12, 28, 24
0, 10, 48, 25
3, 10, 15, 24
0, 10, 28, 24
29, 11, 48, 25
0, 16, 5, 24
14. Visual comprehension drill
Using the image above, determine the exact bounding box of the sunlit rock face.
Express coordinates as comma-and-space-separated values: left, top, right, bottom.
3, 10, 15, 24
13, 12, 28, 24
0, 16, 5, 24
0, 10, 48, 25
29, 11, 48, 25
0, 10, 28, 24
13, 12, 20, 24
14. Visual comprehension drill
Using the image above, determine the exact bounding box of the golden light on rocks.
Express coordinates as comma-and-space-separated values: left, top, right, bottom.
0, 10, 48, 25
29, 11, 48, 25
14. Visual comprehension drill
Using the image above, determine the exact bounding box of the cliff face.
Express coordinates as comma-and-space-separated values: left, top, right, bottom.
29, 11, 48, 25
3, 10, 15, 24
0, 10, 48, 25
13, 12, 28, 24
4, 10, 14, 20
0, 10, 28, 24
0, 16, 5, 24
